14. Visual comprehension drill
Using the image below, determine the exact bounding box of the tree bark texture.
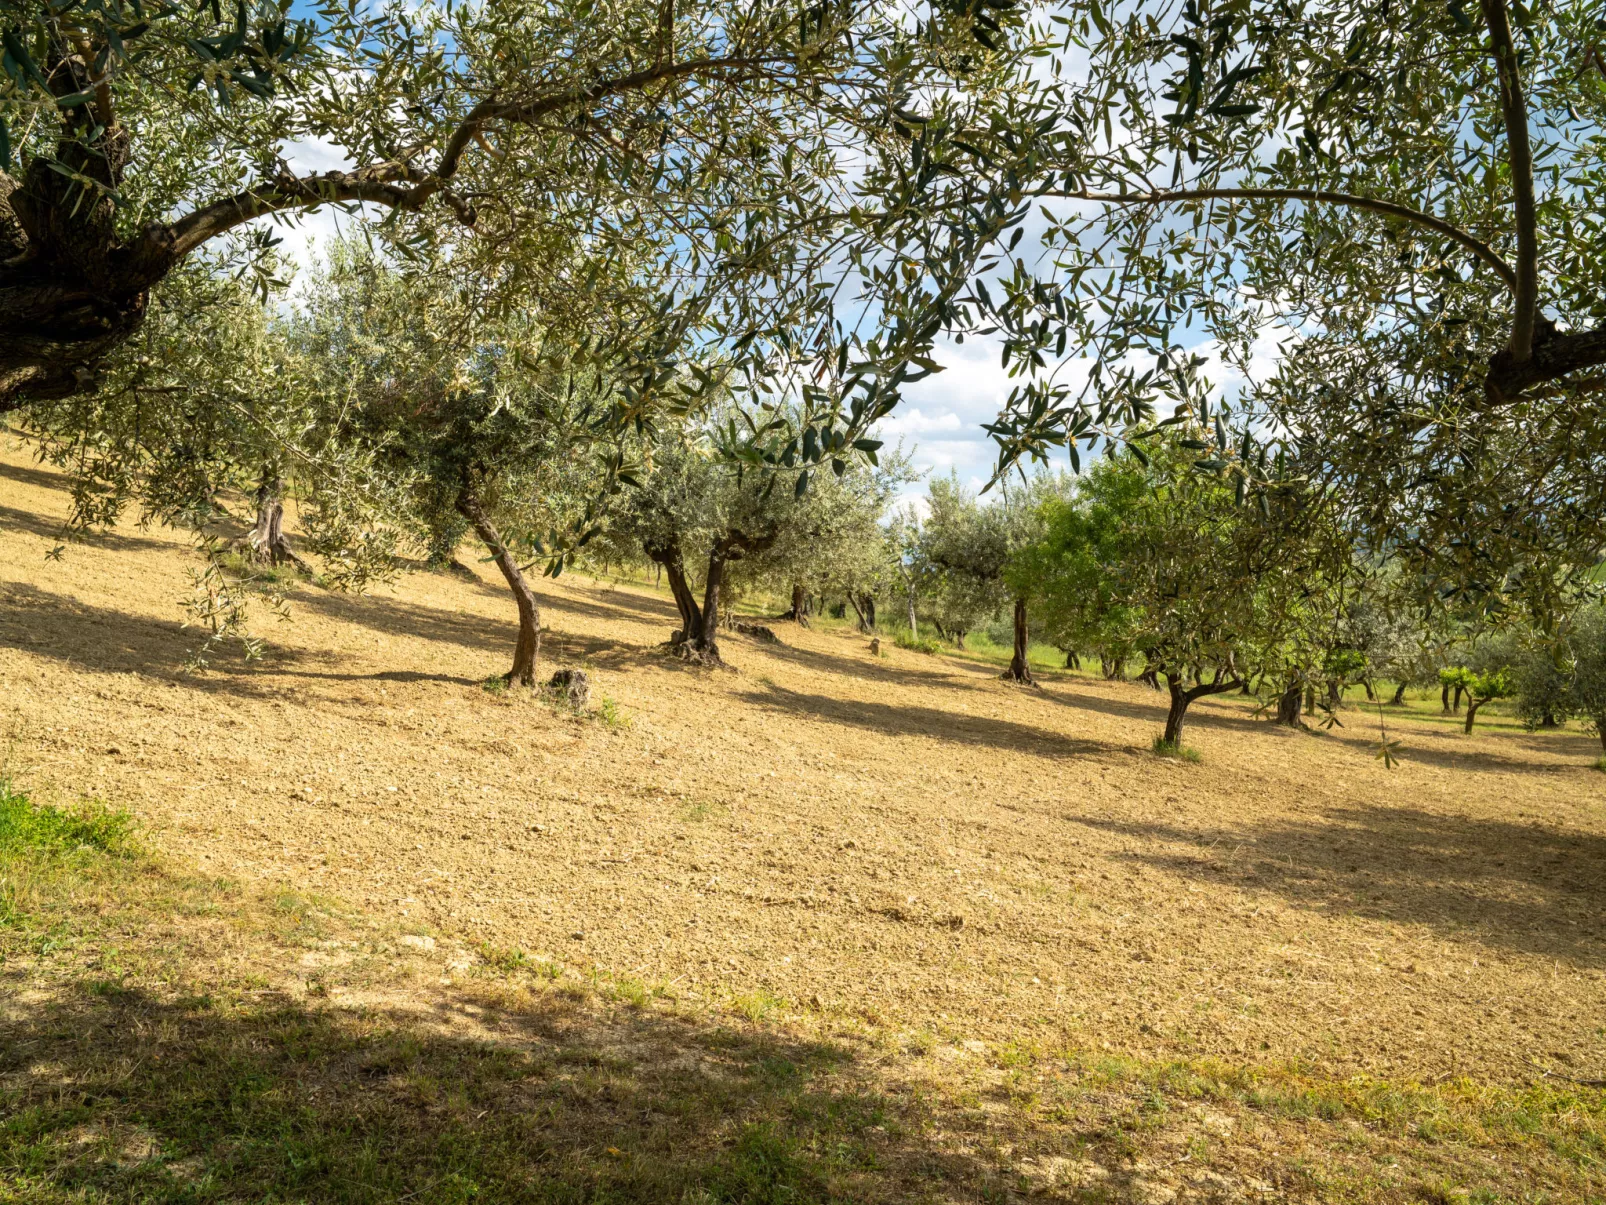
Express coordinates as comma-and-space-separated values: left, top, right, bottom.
1275, 682, 1303, 727
456, 486, 540, 685
1002, 597, 1034, 684
1161, 668, 1244, 746
244, 475, 308, 571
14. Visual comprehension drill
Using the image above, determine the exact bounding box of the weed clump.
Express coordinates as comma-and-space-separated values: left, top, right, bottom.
1151, 737, 1202, 763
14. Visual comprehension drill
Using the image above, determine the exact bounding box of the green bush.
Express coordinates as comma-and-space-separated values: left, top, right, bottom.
895, 634, 944, 655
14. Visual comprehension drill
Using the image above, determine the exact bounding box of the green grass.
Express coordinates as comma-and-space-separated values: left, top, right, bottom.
1151, 736, 1202, 762
0, 780, 135, 857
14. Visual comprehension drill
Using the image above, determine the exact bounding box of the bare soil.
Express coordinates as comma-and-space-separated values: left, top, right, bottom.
3, 439, 1605, 1095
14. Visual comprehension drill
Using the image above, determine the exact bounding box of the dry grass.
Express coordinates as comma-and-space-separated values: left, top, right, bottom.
2, 438, 1605, 1202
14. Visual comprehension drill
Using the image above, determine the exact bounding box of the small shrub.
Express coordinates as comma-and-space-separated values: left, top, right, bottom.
1151, 737, 1201, 763
896, 634, 944, 655
0, 781, 135, 857
596, 696, 631, 729
481, 676, 508, 695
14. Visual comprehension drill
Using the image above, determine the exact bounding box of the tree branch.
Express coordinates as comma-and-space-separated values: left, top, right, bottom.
157, 52, 778, 267
1043, 186, 1519, 293
408, 53, 777, 210
163, 165, 452, 261
1480, 0, 1540, 360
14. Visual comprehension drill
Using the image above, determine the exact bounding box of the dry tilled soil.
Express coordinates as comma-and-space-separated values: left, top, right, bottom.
2, 441, 1605, 1091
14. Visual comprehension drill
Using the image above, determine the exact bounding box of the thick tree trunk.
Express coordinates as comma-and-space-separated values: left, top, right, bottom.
1327, 679, 1342, 708
1391, 682, 1408, 706
1453, 684, 1465, 712
1002, 597, 1034, 684
1160, 668, 1244, 748
456, 487, 540, 686
1362, 678, 1376, 702
1599, 722, 1606, 754
1064, 649, 1079, 670
644, 538, 706, 657
1441, 682, 1452, 712
846, 593, 870, 633
862, 594, 877, 631
906, 592, 918, 639
953, 629, 966, 649
1464, 700, 1481, 734
1163, 682, 1191, 746
787, 582, 810, 627
1276, 682, 1303, 727
1540, 710, 1558, 729
694, 552, 726, 661
425, 512, 471, 574
245, 475, 310, 571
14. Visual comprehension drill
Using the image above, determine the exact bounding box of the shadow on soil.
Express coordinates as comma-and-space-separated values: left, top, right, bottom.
739, 679, 1124, 760
1074, 806, 1606, 966
0, 502, 179, 555
0, 978, 1119, 1203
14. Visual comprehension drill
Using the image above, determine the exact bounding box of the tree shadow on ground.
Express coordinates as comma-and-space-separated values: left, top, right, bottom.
737, 679, 1123, 761
0, 977, 1130, 1203
0, 457, 81, 493
753, 634, 1002, 693
0, 502, 178, 555
1071, 806, 1606, 966
1322, 720, 1600, 776
0, 581, 307, 690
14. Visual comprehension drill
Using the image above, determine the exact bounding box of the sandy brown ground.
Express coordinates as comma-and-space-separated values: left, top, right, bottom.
3, 440, 1604, 1090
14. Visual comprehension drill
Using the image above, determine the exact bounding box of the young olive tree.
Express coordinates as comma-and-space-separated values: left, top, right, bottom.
608, 415, 801, 666
918, 473, 1048, 681
739, 449, 911, 635
294, 243, 620, 685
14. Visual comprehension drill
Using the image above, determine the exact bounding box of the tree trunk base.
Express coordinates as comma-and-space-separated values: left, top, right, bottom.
664, 632, 724, 667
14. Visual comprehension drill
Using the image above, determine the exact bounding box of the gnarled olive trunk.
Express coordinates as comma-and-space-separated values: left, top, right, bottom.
1161, 667, 1243, 747
1275, 682, 1303, 727
1391, 682, 1408, 706
244, 474, 308, 570
646, 527, 778, 666
787, 582, 810, 627
456, 486, 540, 685
1002, 597, 1033, 684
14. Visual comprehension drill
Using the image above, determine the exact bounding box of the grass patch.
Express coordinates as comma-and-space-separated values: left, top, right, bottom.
894, 634, 944, 655
1151, 736, 1202, 762
597, 696, 632, 729
0, 780, 135, 857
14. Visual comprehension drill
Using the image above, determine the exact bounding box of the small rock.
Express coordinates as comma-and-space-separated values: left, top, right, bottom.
868, 637, 881, 655
547, 668, 591, 709
570, 930, 585, 941
400, 935, 436, 952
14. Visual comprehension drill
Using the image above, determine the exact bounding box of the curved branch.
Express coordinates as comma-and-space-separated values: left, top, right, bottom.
408, 53, 779, 209
1480, 0, 1539, 359
1044, 186, 1519, 293
163, 165, 450, 261
155, 52, 782, 268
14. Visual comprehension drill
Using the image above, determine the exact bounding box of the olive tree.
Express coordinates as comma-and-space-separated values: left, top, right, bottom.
918, 473, 1049, 681
293, 242, 620, 685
